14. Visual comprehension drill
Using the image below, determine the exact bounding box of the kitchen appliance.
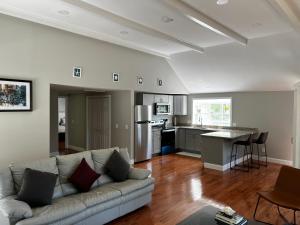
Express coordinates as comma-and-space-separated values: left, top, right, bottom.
161, 128, 175, 155
154, 103, 171, 115
134, 105, 153, 162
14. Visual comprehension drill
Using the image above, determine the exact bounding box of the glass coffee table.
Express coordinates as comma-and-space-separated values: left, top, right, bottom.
177, 205, 264, 225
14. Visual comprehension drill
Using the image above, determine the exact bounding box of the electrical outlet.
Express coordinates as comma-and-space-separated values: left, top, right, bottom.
115, 123, 119, 129
261, 146, 266, 153
125, 124, 129, 130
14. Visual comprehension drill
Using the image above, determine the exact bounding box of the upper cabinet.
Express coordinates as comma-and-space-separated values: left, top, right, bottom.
154, 95, 169, 103
173, 95, 188, 115
136, 93, 176, 115
143, 94, 155, 105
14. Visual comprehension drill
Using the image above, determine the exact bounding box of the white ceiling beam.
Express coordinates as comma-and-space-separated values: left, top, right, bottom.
164, 0, 248, 46
63, 0, 204, 53
266, 0, 300, 32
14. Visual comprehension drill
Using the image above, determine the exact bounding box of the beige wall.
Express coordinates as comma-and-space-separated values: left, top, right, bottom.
109, 91, 134, 158
177, 91, 294, 161
68, 94, 87, 150
0, 14, 187, 168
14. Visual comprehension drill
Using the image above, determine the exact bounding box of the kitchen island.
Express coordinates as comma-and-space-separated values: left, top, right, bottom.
175, 126, 257, 171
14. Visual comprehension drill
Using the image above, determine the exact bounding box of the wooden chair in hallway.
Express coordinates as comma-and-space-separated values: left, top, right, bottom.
254, 165, 300, 225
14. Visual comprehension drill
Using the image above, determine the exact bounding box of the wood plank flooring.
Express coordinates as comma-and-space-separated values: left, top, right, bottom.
109, 154, 298, 225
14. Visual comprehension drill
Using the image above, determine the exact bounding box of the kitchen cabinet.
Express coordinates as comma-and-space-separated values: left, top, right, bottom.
152, 127, 161, 154
143, 94, 155, 105
154, 95, 169, 103
175, 128, 186, 150
175, 128, 208, 152
173, 95, 188, 115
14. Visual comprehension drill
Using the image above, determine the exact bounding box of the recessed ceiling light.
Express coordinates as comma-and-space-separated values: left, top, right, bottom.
120, 30, 129, 35
58, 10, 70, 16
216, 0, 229, 5
161, 16, 174, 23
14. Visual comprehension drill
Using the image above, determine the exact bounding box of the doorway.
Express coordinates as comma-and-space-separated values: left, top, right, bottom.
87, 96, 111, 150
58, 96, 68, 153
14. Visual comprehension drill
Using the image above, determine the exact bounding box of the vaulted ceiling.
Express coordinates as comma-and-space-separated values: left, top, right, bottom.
0, 0, 299, 93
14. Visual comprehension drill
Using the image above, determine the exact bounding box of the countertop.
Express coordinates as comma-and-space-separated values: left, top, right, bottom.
174, 125, 257, 139
200, 130, 254, 139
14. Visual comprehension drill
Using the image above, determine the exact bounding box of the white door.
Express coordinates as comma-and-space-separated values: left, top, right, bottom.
87, 96, 111, 150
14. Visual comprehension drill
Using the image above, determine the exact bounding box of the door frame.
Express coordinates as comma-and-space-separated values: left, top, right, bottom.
86, 95, 111, 150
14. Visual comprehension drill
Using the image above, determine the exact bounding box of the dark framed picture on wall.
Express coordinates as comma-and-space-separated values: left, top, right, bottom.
0, 78, 32, 112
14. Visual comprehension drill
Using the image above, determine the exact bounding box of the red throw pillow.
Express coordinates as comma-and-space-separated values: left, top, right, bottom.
68, 158, 100, 192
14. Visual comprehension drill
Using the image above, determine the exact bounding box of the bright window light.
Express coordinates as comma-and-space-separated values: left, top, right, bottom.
192, 98, 232, 126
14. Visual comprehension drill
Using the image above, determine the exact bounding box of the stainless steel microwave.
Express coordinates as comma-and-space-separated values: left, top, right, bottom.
154, 103, 171, 115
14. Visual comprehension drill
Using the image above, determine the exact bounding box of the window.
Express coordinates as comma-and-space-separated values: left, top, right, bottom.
192, 98, 232, 126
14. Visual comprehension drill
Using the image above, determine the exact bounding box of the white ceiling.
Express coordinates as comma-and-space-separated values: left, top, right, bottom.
0, 0, 299, 93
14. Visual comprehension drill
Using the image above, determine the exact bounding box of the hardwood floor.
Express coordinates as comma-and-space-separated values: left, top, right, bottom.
109, 154, 298, 225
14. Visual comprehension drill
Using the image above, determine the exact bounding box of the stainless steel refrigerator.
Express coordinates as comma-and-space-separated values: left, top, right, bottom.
134, 105, 153, 162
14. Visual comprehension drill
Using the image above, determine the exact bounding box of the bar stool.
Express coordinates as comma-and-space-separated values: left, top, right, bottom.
252, 132, 269, 167
230, 134, 253, 171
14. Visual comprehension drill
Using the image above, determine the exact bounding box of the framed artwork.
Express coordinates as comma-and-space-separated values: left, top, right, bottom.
157, 79, 163, 86
137, 76, 143, 85
0, 78, 32, 112
73, 67, 82, 78
112, 73, 120, 82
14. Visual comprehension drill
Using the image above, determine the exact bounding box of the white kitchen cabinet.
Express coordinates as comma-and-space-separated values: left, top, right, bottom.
173, 95, 188, 115
143, 94, 155, 105
154, 95, 169, 103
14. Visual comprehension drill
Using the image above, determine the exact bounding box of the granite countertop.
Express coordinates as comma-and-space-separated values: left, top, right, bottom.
174, 126, 217, 131
175, 125, 257, 139
200, 130, 254, 139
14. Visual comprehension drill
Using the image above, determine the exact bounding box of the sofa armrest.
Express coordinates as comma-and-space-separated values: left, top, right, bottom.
0, 199, 32, 225
128, 168, 151, 180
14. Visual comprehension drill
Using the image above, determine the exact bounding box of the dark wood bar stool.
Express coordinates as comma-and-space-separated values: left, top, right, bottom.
252, 132, 269, 167
230, 134, 254, 172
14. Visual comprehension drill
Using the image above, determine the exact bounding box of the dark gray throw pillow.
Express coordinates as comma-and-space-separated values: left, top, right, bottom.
17, 168, 57, 207
105, 150, 130, 182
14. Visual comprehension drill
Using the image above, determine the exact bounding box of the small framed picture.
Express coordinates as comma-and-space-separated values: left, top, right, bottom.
0, 78, 32, 112
73, 67, 82, 78
157, 79, 163, 86
112, 73, 120, 82
137, 76, 143, 85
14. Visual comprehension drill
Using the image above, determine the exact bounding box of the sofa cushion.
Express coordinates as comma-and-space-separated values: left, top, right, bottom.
107, 178, 155, 195
0, 168, 15, 199
105, 150, 130, 182
128, 168, 151, 180
17, 169, 57, 207
69, 158, 100, 192
0, 199, 32, 224
10, 158, 63, 199
56, 151, 95, 196
16, 195, 86, 225
91, 147, 119, 185
77, 183, 121, 208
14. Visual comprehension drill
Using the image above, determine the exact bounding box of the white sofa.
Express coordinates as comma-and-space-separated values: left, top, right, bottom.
0, 147, 154, 225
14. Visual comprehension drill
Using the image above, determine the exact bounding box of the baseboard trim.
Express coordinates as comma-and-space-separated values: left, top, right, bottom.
204, 155, 293, 172
251, 155, 292, 166
68, 145, 86, 152
204, 156, 245, 171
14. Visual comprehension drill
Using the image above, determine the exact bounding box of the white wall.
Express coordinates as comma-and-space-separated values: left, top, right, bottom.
177, 91, 294, 162
0, 14, 187, 168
